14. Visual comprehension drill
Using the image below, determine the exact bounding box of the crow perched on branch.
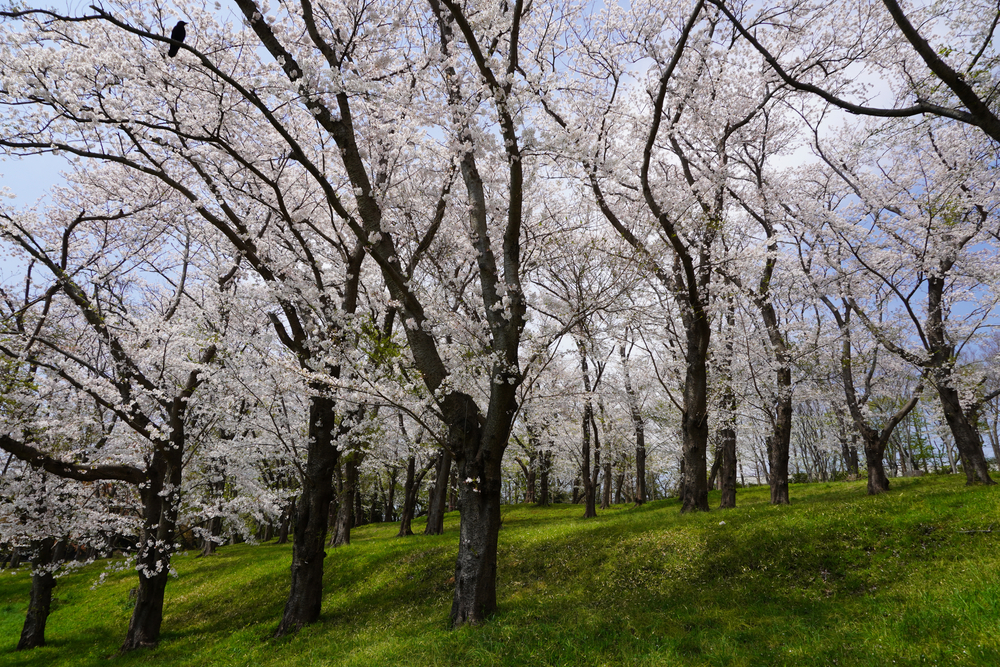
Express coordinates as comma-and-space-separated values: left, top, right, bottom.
167, 21, 187, 57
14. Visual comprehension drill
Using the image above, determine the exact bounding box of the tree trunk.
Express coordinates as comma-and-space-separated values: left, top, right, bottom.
274, 395, 340, 637
383, 468, 397, 522
707, 445, 722, 491
448, 467, 458, 512
581, 398, 597, 518
277, 497, 294, 545
719, 424, 737, 508
425, 446, 452, 535
679, 317, 711, 512
448, 408, 503, 626
123, 441, 182, 650
620, 343, 647, 505
537, 450, 551, 506
331, 451, 359, 547
863, 430, 891, 494
17, 538, 62, 650
398, 455, 418, 537
938, 384, 995, 485
200, 516, 223, 556
767, 370, 793, 505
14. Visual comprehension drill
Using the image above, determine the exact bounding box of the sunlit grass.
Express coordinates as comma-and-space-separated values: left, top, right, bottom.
1, 474, 998, 666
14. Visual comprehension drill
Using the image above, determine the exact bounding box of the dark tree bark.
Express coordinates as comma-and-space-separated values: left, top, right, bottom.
768, 376, 793, 506
835, 406, 861, 477
274, 394, 340, 637
383, 466, 398, 523
537, 450, 551, 506
719, 424, 737, 508
717, 298, 738, 509
601, 458, 613, 509
17, 538, 63, 650
424, 446, 452, 535
708, 445, 723, 490
331, 450, 360, 547
816, 297, 924, 495
448, 467, 458, 512
447, 390, 506, 626
353, 487, 364, 528
679, 316, 712, 512
123, 436, 183, 650
512, 432, 537, 504
397, 453, 433, 537
577, 341, 599, 518
200, 516, 223, 557
619, 342, 647, 505
276, 497, 295, 545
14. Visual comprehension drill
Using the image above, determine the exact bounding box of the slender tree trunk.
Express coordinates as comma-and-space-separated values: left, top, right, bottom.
200, 516, 223, 556
383, 468, 397, 522
767, 370, 793, 505
707, 445, 722, 491
719, 423, 737, 508
354, 487, 364, 527
578, 343, 598, 518
398, 455, 418, 537
274, 395, 340, 637
332, 451, 359, 547
17, 537, 62, 650
988, 416, 1000, 469
581, 399, 597, 518
619, 343, 647, 505
537, 450, 551, 506
277, 497, 294, 545
425, 447, 452, 535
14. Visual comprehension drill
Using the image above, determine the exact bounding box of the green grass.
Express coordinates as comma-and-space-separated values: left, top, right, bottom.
2, 475, 999, 666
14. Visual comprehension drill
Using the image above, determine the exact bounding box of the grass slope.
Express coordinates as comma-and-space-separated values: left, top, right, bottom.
1, 475, 999, 666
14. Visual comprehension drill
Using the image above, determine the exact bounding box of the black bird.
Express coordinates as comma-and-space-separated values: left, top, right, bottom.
167, 21, 187, 58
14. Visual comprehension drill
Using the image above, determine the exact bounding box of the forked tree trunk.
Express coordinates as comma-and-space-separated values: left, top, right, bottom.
17, 537, 62, 650
425, 447, 452, 535
708, 445, 723, 490
123, 442, 182, 650
863, 432, 891, 494
274, 395, 339, 637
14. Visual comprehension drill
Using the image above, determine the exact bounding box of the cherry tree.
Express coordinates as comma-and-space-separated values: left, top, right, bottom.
799, 117, 999, 485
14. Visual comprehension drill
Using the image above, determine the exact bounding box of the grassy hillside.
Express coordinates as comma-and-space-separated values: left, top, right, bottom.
1, 475, 999, 666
